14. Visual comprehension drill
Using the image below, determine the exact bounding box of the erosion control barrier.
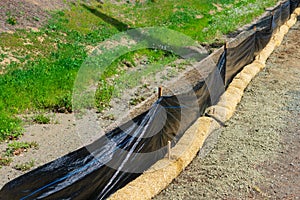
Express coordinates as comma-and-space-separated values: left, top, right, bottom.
109, 4, 300, 200
1, 1, 300, 199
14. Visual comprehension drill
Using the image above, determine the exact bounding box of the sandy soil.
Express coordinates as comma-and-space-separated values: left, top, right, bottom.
0, 113, 81, 187
154, 20, 300, 200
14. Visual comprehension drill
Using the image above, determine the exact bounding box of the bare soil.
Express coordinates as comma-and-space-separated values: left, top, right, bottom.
0, 0, 73, 33
0, 114, 81, 186
0, 0, 146, 34
154, 20, 300, 200
0, 1, 299, 199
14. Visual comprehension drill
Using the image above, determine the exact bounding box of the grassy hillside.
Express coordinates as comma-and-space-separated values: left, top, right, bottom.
0, 0, 278, 141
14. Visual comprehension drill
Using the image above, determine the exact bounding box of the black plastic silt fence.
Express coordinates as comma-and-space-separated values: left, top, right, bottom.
0, 0, 299, 199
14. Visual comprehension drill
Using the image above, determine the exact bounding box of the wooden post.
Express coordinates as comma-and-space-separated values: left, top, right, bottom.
253, 26, 257, 31
167, 141, 171, 160
158, 86, 163, 98
271, 11, 275, 16
224, 42, 228, 85
224, 42, 228, 50
270, 11, 275, 30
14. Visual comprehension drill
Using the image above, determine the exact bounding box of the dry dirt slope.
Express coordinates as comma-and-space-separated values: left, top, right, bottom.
154, 20, 300, 199
0, 0, 72, 33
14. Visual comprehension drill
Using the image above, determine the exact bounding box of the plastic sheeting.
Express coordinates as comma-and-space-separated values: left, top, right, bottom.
281, 1, 291, 23
0, 0, 299, 199
290, 0, 300, 13
225, 31, 256, 85
225, 0, 295, 84
254, 15, 274, 54
0, 54, 225, 200
272, 4, 283, 30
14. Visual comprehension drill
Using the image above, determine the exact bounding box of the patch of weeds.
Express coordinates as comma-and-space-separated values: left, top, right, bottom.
14, 160, 35, 171
6, 141, 39, 156
0, 53, 7, 62
129, 96, 145, 106
0, 156, 12, 166
33, 16, 40, 22
6, 15, 17, 26
49, 5, 118, 43
112, 50, 177, 93
166, 68, 178, 78
33, 114, 51, 124
170, 60, 189, 70
95, 80, 114, 112
103, 114, 115, 120
54, 92, 73, 113
165, 6, 204, 27
0, 114, 23, 141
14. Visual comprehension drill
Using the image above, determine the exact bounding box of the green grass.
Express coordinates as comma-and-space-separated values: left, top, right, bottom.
6, 11, 17, 25
14, 160, 35, 171
6, 16, 17, 25
0, 0, 279, 141
94, 49, 178, 111
33, 114, 51, 124
5, 141, 39, 156
103, 0, 278, 42
0, 114, 23, 141
0, 157, 12, 167
0, 141, 38, 168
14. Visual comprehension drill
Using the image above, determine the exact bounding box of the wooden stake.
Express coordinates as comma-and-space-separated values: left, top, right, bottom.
224, 42, 228, 50
270, 12, 274, 30
158, 86, 163, 98
168, 141, 171, 160
253, 26, 257, 31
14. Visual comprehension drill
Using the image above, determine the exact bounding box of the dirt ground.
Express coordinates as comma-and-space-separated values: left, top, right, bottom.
154, 20, 300, 199
0, 0, 145, 33
0, 0, 73, 33
0, 1, 299, 199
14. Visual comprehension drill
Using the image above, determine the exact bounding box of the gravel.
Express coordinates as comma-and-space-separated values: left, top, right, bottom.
154, 20, 300, 199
